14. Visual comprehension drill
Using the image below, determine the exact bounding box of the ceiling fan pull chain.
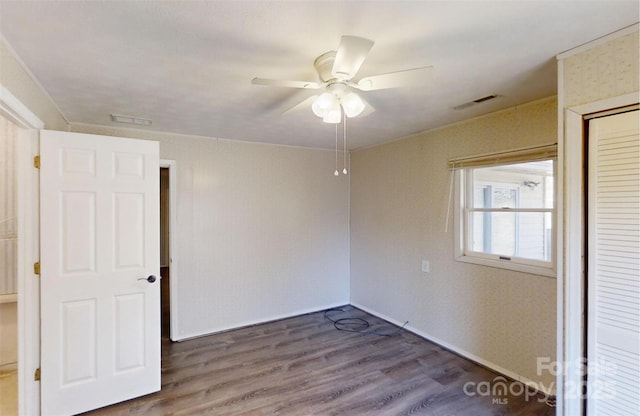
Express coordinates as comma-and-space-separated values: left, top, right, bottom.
334, 123, 340, 176
343, 114, 348, 175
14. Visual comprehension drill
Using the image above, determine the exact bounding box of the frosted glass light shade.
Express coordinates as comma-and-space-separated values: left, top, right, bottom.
323, 107, 342, 123
341, 92, 365, 118
312, 92, 338, 118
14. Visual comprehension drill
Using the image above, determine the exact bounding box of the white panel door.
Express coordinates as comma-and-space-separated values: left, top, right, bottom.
587, 110, 639, 416
40, 130, 160, 415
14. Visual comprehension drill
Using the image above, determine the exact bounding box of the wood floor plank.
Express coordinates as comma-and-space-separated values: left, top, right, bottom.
82, 306, 555, 415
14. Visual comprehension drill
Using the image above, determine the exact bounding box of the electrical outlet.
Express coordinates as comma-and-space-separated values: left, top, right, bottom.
421, 260, 430, 273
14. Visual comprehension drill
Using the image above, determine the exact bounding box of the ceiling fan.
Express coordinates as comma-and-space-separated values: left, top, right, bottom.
252, 35, 433, 123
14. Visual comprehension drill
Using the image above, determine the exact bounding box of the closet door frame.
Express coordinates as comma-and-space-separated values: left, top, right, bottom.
561, 92, 638, 416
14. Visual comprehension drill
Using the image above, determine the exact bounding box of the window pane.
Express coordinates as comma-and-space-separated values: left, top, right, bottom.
458, 155, 556, 274
471, 160, 554, 209
470, 211, 552, 261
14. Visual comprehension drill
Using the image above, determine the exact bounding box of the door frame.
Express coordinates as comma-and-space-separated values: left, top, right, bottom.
159, 159, 179, 340
0, 85, 43, 416
0, 85, 181, 413
560, 91, 638, 415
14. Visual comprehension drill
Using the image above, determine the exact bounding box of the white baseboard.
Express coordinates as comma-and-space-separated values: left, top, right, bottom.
172, 302, 348, 342
170, 300, 554, 397
350, 302, 555, 397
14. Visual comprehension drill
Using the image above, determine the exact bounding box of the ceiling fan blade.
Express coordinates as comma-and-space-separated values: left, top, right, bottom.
332, 36, 374, 80
282, 95, 318, 115
356, 66, 433, 91
358, 95, 376, 117
252, 77, 321, 89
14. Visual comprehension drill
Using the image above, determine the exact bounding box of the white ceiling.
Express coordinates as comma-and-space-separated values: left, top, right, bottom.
1, 1, 638, 150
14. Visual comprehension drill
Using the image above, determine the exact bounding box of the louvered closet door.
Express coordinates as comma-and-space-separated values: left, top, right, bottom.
587, 110, 639, 416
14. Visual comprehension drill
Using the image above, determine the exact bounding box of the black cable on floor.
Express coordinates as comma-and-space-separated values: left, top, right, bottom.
324, 307, 408, 337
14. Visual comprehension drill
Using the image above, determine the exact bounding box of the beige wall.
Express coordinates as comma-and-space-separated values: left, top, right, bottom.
70, 124, 350, 339
350, 97, 557, 386
0, 39, 67, 130
2, 35, 349, 341
562, 29, 639, 108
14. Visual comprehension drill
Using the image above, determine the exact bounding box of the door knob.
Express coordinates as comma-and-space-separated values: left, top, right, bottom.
138, 275, 157, 283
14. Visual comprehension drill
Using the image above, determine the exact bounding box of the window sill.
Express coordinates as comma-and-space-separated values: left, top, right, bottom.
455, 254, 556, 278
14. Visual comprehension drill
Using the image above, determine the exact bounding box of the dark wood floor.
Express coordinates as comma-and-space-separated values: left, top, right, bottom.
84, 306, 555, 415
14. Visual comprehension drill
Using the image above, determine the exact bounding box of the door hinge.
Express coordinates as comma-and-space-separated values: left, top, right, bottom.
33, 155, 40, 169
34, 368, 41, 381
34, 262, 40, 275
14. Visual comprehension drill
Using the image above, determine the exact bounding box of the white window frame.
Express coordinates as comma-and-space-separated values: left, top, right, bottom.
453, 153, 557, 278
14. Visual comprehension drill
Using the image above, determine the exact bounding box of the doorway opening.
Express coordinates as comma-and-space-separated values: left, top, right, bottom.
160, 167, 170, 338
1, 85, 43, 416
0, 114, 19, 416
159, 160, 177, 340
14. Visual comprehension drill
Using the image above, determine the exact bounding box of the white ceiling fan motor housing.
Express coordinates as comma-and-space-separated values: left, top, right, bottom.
314, 51, 338, 82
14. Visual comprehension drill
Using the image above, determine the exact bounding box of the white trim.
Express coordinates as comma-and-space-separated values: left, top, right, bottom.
454, 162, 557, 278
0, 36, 70, 125
18, 129, 40, 415
555, 57, 566, 416
455, 254, 556, 278
71, 122, 339, 152
583, 104, 639, 120
0, 85, 43, 416
0, 85, 44, 129
16, 128, 40, 416
159, 160, 179, 341
556, 23, 640, 60
570, 92, 640, 116
562, 93, 639, 416
562, 109, 586, 416
351, 302, 556, 398
173, 302, 346, 342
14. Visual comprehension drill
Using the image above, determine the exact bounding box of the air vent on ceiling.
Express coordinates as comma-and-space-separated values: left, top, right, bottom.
452, 94, 499, 110
110, 114, 152, 126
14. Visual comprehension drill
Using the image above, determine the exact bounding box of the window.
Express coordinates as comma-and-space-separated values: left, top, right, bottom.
451, 145, 556, 277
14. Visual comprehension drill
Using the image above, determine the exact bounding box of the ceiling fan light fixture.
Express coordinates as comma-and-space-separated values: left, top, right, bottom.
253, 34, 435, 125
341, 92, 365, 118
312, 92, 339, 117
323, 107, 342, 124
